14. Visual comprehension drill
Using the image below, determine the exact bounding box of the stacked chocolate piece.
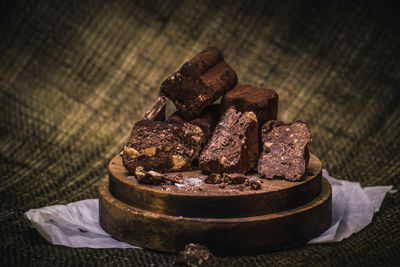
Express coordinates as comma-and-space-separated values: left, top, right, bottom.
122, 48, 311, 187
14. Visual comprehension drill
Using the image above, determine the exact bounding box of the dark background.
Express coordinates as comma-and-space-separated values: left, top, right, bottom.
1, 0, 399, 265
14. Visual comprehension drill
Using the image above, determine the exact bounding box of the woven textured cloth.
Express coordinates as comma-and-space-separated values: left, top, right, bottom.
1, 0, 399, 265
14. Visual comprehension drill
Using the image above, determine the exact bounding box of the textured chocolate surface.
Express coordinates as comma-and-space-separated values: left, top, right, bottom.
221, 85, 278, 150
175, 243, 219, 267
199, 106, 258, 174
122, 120, 204, 174
258, 120, 311, 181
143, 95, 166, 121
221, 85, 278, 124
189, 104, 220, 140
135, 168, 168, 185
160, 47, 237, 120
167, 104, 220, 140
167, 111, 187, 124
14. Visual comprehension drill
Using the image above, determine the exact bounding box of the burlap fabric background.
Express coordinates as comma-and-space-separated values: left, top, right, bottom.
1, 0, 399, 266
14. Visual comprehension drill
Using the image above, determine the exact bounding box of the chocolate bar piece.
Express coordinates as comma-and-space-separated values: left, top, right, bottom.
199, 106, 258, 174
167, 104, 220, 140
221, 85, 278, 150
190, 104, 220, 140
166, 111, 187, 124
122, 120, 204, 174
161, 47, 237, 120
175, 243, 219, 267
144, 95, 166, 121
258, 120, 311, 181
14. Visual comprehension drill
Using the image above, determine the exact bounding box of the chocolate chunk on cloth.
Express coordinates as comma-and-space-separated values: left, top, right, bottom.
161, 47, 237, 120
221, 84, 278, 150
175, 243, 219, 267
258, 120, 311, 181
122, 120, 204, 174
143, 95, 166, 121
199, 106, 258, 174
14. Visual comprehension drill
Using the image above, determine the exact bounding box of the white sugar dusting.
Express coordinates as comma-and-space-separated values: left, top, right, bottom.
174, 176, 205, 188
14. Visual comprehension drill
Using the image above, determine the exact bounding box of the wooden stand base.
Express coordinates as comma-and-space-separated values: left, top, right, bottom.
99, 153, 332, 255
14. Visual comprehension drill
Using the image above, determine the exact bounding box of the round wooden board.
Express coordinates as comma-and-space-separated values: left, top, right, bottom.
99, 176, 332, 255
108, 153, 322, 218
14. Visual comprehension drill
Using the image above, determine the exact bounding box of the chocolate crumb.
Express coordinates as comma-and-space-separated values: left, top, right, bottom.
175, 243, 219, 267
204, 173, 222, 184
248, 178, 262, 190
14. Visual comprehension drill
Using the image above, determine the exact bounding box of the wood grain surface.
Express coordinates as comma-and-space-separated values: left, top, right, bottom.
99, 173, 332, 255
108, 153, 322, 218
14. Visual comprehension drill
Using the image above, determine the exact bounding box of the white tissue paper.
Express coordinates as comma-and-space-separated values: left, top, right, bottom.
24, 169, 395, 249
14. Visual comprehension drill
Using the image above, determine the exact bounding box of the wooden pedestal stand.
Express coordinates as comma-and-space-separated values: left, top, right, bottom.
99, 153, 331, 255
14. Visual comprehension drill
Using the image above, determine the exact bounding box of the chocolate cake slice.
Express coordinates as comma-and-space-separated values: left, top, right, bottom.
258, 120, 311, 181
122, 120, 204, 174
199, 106, 258, 174
161, 47, 237, 120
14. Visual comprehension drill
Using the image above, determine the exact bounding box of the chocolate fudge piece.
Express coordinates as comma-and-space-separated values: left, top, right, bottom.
167, 111, 187, 124
144, 95, 166, 121
161, 47, 237, 120
199, 106, 258, 174
258, 120, 311, 181
190, 104, 220, 140
167, 104, 220, 140
175, 243, 219, 267
221, 85, 278, 150
122, 120, 204, 174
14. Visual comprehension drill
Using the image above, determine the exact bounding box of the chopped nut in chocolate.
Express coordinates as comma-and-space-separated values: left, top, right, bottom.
167, 104, 220, 141
199, 106, 258, 174
190, 104, 220, 140
161, 47, 237, 120
122, 120, 205, 174
143, 95, 166, 121
258, 120, 311, 181
175, 243, 219, 267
